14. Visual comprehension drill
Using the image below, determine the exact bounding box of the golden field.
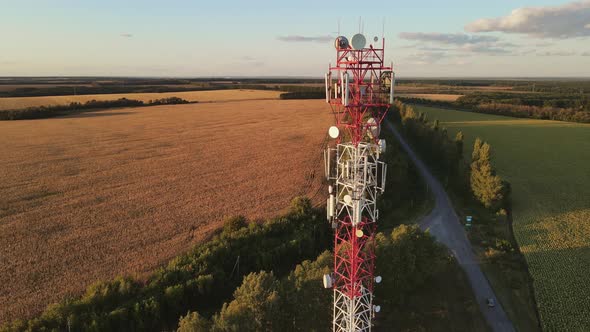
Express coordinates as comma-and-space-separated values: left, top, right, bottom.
0, 97, 332, 323
0, 89, 282, 111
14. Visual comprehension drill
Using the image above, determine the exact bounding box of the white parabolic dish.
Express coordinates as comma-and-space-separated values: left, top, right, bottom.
329, 126, 340, 139
367, 117, 380, 138
344, 194, 352, 204
351, 33, 366, 50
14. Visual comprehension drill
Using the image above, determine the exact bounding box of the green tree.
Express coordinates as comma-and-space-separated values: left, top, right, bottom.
280, 251, 332, 331
290, 196, 312, 216
177, 311, 210, 332
375, 225, 447, 307
470, 139, 504, 208
212, 271, 280, 332
455, 131, 464, 159
222, 215, 248, 234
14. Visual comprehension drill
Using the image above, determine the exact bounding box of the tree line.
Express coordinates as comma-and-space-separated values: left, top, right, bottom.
177, 224, 448, 332
398, 93, 590, 123
0, 97, 192, 120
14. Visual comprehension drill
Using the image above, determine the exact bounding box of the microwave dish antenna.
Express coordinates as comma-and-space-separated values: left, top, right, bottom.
334, 36, 349, 50
351, 33, 366, 50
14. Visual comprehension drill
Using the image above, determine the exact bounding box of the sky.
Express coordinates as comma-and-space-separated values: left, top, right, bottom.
1, 0, 590, 77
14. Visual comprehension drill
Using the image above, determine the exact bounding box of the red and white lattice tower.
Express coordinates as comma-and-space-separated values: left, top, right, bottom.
322, 33, 395, 331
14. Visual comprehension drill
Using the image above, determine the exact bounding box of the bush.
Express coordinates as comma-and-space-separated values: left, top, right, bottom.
289, 196, 312, 216
222, 215, 248, 234
177, 311, 210, 332
149, 97, 191, 105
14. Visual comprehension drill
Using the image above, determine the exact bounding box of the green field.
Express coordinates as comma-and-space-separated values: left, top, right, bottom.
414, 105, 590, 331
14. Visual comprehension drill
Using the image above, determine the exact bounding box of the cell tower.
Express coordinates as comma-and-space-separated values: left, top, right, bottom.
322, 32, 395, 331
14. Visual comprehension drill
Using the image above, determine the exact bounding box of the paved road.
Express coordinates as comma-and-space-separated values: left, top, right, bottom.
385, 121, 515, 332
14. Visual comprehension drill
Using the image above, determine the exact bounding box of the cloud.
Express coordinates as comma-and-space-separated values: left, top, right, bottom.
534, 42, 555, 47
459, 44, 512, 54
277, 35, 333, 43
120, 33, 133, 38
405, 51, 448, 65
239, 56, 264, 67
398, 32, 516, 55
537, 51, 577, 56
398, 32, 499, 45
465, 1, 590, 38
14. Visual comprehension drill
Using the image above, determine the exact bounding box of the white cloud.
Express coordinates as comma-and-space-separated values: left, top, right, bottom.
537, 51, 577, 56
398, 32, 498, 45
405, 52, 448, 65
277, 35, 333, 43
466, 1, 590, 38
460, 44, 512, 54
398, 32, 515, 55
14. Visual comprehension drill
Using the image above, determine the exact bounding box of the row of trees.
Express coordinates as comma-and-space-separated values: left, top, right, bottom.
279, 91, 325, 100
392, 100, 509, 211
457, 92, 590, 110
398, 95, 590, 123
0, 97, 192, 120
177, 224, 448, 331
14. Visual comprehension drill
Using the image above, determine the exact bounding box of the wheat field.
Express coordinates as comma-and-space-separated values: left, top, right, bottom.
0, 98, 332, 323
0, 89, 282, 111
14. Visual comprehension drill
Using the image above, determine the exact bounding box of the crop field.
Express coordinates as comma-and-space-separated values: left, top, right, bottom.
0, 97, 332, 323
0, 89, 282, 111
413, 105, 590, 331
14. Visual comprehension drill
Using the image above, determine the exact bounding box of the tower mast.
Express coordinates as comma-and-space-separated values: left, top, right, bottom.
323, 32, 395, 331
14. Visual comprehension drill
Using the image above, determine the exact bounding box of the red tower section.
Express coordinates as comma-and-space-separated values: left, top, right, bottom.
323, 33, 394, 331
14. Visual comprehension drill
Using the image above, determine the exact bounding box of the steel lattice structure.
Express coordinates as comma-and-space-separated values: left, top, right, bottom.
323, 33, 395, 332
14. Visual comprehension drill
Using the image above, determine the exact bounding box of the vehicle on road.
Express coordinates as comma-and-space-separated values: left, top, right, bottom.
487, 298, 496, 308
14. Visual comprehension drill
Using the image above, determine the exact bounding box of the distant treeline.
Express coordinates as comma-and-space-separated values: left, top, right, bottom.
0, 85, 257, 98
0, 97, 191, 120
279, 91, 325, 99
458, 92, 590, 109
397, 79, 590, 93
399, 93, 590, 123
